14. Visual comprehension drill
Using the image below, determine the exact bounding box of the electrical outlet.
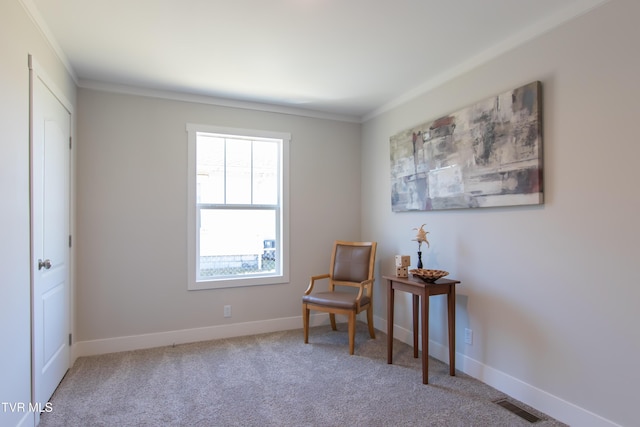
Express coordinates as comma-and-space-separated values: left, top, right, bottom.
224, 305, 232, 318
464, 328, 473, 345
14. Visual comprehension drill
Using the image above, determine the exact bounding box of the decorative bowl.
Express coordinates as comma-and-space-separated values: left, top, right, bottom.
409, 269, 449, 283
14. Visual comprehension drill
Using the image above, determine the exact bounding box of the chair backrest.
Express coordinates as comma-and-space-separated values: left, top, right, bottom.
329, 241, 377, 288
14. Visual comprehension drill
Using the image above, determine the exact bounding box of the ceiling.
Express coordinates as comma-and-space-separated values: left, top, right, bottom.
26, 0, 607, 120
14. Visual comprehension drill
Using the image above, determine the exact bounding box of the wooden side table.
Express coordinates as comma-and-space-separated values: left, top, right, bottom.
383, 275, 460, 384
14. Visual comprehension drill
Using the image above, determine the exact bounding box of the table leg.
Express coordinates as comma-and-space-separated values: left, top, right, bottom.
387, 280, 394, 364
412, 294, 419, 358
448, 285, 456, 376
421, 290, 429, 384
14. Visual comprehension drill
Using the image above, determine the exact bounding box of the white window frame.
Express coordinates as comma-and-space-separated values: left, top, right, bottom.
186, 123, 290, 290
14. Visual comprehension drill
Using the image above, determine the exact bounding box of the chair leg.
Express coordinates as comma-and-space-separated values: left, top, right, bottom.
329, 313, 337, 331
302, 305, 309, 344
367, 307, 376, 339
348, 311, 356, 355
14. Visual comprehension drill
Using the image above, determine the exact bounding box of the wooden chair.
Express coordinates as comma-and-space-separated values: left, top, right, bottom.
302, 240, 377, 355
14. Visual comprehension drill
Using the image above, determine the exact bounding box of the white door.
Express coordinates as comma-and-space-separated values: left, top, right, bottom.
30, 57, 71, 414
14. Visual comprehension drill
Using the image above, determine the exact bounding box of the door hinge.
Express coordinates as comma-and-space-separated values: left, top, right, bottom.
69, 136, 72, 149
69, 235, 72, 248
68, 333, 72, 346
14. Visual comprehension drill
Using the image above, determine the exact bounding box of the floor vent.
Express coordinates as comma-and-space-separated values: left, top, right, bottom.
493, 399, 542, 423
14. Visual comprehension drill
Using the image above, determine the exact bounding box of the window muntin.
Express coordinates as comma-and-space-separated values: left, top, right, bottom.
187, 124, 290, 290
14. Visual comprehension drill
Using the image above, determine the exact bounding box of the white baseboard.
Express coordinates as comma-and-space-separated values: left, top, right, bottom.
73, 314, 618, 427
73, 313, 329, 359
373, 314, 619, 427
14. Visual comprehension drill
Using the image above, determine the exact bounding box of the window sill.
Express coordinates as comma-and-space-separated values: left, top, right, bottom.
188, 274, 289, 290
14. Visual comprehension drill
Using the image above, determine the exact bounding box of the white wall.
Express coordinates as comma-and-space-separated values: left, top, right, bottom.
74, 89, 362, 349
0, 1, 76, 426
361, 1, 639, 426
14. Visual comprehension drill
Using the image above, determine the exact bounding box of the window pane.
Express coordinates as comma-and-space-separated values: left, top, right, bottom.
188, 123, 289, 290
226, 138, 252, 204
253, 140, 278, 205
196, 134, 224, 204
199, 208, 276, 278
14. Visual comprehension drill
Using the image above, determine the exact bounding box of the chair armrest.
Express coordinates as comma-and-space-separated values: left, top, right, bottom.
354, 278, 374, 301
304, 273, 330, 295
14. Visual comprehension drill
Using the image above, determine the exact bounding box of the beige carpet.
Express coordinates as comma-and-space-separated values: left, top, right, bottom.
39, 323, 566, 426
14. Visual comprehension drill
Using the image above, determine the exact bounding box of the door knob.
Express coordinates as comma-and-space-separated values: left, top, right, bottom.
38, 259, 52, 270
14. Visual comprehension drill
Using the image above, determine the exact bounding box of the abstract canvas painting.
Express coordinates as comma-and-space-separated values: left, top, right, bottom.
390, 81, 543, 211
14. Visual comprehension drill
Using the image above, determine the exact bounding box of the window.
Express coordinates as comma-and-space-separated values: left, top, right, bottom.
187, 124, 290, 290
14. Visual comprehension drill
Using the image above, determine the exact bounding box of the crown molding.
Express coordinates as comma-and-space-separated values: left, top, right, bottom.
19, 0, 78, 84
363, 0, 611, 122
78, 79, 361, 123
21, 0, 609, 124
18, 0, 358, 123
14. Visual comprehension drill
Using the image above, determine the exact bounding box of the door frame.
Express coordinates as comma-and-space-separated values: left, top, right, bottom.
28, 54, 75, 423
